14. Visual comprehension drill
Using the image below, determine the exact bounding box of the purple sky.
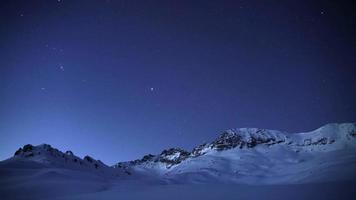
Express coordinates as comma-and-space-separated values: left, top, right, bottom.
0, 0, 355, 165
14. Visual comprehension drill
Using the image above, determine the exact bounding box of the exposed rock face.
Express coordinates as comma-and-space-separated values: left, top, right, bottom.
84, 156, 94, 163
349, 130, 356, 139
23, 144, 34, 152
300, 137, 335, 146
314, 138, 328, 145
12, 144, 107, 170
115, 129, 288, 169
14, 144, 39, 157
14, 148, 23, 156
191, 143, 209, 157
115, 149, 191, 169
142, 154, 155, 162
210, 129, 286, 151
159, 148, 190, 166
122, 154, 157, 166
65, 151, 74, 156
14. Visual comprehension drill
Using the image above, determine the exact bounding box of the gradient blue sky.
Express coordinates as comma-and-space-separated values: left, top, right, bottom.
0, 0, 355, 165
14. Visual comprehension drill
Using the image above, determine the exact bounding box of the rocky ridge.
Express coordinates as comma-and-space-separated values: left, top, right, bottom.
114, 123, 356, 171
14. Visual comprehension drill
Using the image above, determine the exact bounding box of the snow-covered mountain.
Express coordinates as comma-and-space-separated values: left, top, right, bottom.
1, 123, 356, 199
0, 143, 130, 178
12, 144, 107, 169
0, 144, 128, 199
114, 123, 356, 184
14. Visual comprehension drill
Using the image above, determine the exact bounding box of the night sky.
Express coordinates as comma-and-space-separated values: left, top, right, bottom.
0, 0, 355, 165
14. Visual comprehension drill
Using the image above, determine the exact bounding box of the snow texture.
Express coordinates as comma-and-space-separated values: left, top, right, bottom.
1, 123, 356, 199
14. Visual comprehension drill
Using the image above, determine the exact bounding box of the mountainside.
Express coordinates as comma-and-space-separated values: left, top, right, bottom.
0, 144, 127, 200
114, 123, 356, 184
12, 144, 106, 169
1, 123, 356, 199
1, 143, 124, 176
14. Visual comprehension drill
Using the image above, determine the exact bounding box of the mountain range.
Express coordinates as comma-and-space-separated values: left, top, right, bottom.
1, 123, 356, 199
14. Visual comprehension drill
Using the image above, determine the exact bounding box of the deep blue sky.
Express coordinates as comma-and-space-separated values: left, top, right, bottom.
0, 0, 355, 165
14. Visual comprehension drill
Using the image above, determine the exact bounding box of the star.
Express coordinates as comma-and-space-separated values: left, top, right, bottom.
150, 87, 154, 91
59, 65, 64, 71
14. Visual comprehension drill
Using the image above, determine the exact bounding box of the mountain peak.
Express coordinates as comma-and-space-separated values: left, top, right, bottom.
115, 123, 356, 172
2, 123, 356, 188
211, 128, 287, 151
11, 144, 111, 172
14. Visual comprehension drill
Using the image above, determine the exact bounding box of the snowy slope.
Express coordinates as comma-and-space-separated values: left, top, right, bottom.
0, 123, 356, 199
1, 143, 124, 176
0, 144, 127, 199
114, 123, 356, 184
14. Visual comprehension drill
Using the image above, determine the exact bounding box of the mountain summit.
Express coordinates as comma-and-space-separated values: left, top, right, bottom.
114, 123, 356, 184
1, 123, 356, 185
1, 123, 356, 199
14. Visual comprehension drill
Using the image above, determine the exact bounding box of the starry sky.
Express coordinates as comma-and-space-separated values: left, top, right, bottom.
0, 0, 355, 165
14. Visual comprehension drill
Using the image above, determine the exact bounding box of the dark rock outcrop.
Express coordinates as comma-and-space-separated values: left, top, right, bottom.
210, 129, 285, 151
159, 148, 190, 166
84, 156, 94, 163
301, 137, 334, 146
65, 151, 74, 156
115, 129, 287, 169
23, 144, 34, 152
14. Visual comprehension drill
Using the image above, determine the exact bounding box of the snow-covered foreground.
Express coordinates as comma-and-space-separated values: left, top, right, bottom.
58, 181, 356, 200
1, 173, 356, 200
1, 164, 355, 200
1, 123, 356, 199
